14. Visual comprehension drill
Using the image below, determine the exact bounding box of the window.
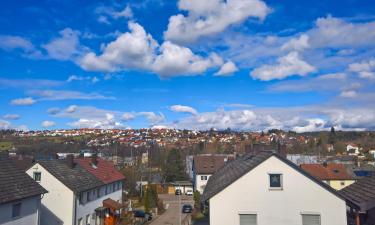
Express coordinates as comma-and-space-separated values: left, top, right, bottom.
86, 214, 90, 225
12, 203, 21, 218
86, 191, 90, 201
239, 214, 257, 225
78, 218, 83, 225
97, 188, 100, 198
340, 181, 345, 186
269, 174, 282, 189
302, 214, 321, 225
33, 172, 41, 182
201, 175, 208, 181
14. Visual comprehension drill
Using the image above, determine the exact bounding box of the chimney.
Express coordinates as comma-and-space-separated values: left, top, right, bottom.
66, 154, 75, 168
322, 161, 328, 167
91, 153, 98, 166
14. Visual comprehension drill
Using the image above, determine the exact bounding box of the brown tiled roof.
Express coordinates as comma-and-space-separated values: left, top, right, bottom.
193, 155, 229, 174
0, 158, 47, 204
75, 158, 125, 184
340, 174, 375, 211
300, 163, 353, 180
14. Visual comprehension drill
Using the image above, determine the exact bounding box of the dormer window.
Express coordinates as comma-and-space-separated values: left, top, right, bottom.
269, 174, 282, 189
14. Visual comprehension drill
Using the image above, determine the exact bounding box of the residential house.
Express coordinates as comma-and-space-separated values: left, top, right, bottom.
26, 155, 125, 225
347, 144, 361, 156
301, 163, 356, 190
202, 151, 348, 225
0, 156, 47, 225
193, 154, 233, 194
340, 173, 375, 225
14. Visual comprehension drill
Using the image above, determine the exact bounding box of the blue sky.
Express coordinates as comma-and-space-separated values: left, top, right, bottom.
1, 0, 375, 131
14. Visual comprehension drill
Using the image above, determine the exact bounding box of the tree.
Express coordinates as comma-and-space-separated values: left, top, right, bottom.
164, 148, 187, 182
328, 126, 336, 144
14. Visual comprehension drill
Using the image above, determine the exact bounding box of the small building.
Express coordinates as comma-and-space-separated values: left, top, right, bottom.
26, 155, 125, 225
301, 163, 356, 190
171, 181, 193, 194
202, 151, 348, 225
193, 154, 233, 194
340, 174, 375, 225
0, 156, 47, 225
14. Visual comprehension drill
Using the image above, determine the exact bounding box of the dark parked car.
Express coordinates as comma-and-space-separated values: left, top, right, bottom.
182, 204, 193, 213
133, 210, 153, 221
175, 189, 182, 195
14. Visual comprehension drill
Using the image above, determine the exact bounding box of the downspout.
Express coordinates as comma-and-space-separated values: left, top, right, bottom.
355, 213, 360, 225
73, 194, 78, 225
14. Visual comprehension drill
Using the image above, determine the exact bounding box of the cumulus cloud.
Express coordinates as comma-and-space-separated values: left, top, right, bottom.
3, 114, 20, 120
281, 34, 310, 52
214, 61, 238, 76
80, 22, 223, 77
251, 51, 316, 81
66, 105, 78, 113
41, 120, 56, 128
139, 112, 165, 124
292, 118, 326, 133
348, 59, 375, 79
0, 120, 11, 129
43, 28, 84, 61
340, 90, 357, 98
68, 113, 125, 129
164, 0, 270, 43
10, 97, 36, 105
170, 105, 198, 115
0, 35, 35, 52
122, 112, 136, 121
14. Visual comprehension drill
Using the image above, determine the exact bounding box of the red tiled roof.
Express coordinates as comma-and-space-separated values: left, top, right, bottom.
300, 163, 353, 180
75, 158, 125, 184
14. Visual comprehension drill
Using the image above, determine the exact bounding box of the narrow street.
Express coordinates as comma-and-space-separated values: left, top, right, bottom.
149, 194, 194, 225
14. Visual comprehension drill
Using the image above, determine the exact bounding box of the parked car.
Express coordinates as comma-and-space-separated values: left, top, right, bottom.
175, 189, 182, 195
133, 210, 153, 221
182, 204, 193, 213
185, 190, 193, 196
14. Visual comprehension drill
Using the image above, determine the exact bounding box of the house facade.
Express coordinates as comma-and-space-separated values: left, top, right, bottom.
202, 151, 347, 225
301, 163, 356, 190
0, 156, 47, 225
26, 155, 124, 225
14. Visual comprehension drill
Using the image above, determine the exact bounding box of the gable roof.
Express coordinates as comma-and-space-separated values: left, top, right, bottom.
75, 158, 125, 184
193, 155, 229, 174
0, 158, 47, 204
340, 174, 375, 211
301, 163, 353, 180
202, 151, 345, 202
38, 160, 103, 193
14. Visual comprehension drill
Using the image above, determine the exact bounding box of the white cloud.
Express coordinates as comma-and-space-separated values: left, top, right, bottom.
3, 114, 20, 120
0, 35, 34, 51
215, 61, 238, 76
43, 28, 84, 61
292, 118, 326, 133
0, 120, 11, 129
28, 90, 114, 101
0, 78, 63, 89
340, 90, 357, 98
111, 6, 133, 19
251, 51, 316, 81
10, 97, 36, 105
122, 112, 135, 121
98, 15, 111, 25
41, 120, 56, 128
170, 105, 198, 115
80, 22, 223, 77
164, 0, 270, 43
348, 59, 375, 79
281, 34, 310, 52
47, 108, 60, 115
139, 112, 165, 124
66, 105, 78, 113
67, 75, 99, 83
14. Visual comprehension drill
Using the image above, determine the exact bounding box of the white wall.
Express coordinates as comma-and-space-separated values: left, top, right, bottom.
195, 174, 211, 194
26, 164, 74, 225
209, 156, 347, 225
75, 186, 122, 225
0, 196, 41, 225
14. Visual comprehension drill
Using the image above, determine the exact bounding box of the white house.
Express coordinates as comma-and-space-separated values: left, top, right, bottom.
193, 154, 233, 194
347, 144, 360, 156
202, 151, 348, 225
26, 155, 124, 225
0, 156, 47, 225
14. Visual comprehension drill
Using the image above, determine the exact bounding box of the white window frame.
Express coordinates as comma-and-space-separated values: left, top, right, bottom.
239, 213, 257, 225
33, 171, 41, 182
301, 212, 321, 225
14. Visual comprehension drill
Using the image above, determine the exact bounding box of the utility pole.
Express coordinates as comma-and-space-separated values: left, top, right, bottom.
179, 183, 182, 225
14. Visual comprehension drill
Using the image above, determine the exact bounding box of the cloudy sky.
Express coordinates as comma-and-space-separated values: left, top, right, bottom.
1, 0, 375, 131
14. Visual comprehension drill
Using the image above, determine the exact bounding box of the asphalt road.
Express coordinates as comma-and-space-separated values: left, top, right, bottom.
149, 194, 194, 225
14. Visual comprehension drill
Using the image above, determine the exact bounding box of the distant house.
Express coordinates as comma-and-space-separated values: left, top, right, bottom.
192, 154, 233, 194
340, 174, 375, 225
301, 163, 356, 190
202, 151, 348, 225
347, 144, 360, 156
0, 156, 47, 225
26, 155, 125, 225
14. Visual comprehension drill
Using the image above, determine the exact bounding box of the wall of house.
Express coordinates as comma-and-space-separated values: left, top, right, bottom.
327, 180, 355, 190
26, 164, 74, 225
195, 174, 211, 194
75, 183, 122, 225
0, 196, 41, 225
209, 156, 347, 225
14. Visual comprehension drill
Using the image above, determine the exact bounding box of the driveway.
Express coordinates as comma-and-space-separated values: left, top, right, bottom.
149, 194, 194, 225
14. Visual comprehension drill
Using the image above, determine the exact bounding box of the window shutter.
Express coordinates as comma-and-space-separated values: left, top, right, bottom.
240, 214, 257, 225
302, 214, 321, 225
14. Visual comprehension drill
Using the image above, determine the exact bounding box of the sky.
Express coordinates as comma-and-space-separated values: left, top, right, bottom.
1, 0, 375, 132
